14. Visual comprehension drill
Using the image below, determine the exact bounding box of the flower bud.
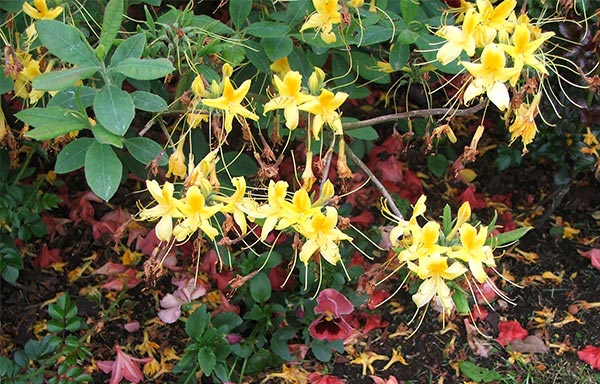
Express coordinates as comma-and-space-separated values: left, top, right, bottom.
308, 67, 326, 95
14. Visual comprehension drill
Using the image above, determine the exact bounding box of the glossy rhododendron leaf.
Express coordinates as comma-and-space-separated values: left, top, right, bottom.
496, 320, 528, 346
577, 345, 600, 369
578, 248, 600, 270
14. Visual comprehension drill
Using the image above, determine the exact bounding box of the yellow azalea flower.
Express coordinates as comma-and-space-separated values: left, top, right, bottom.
201, 76, 258, 133
277, 187, 324, 231
301, 151, 317, 190
397, 221, 450, 263
508, 93, 541, 153
447, 201, 471, 239
308, 67, 326, 95
461, 43, 520, 110
298, 89, 348, 139
255, 180, 290, 241
389, 195, 427, 246
185, 149, 219, 191
263, 71, 313, 130
22, 0, 63, 19
449, 223, 495, 283
269, 57, 292, 76
137, 180, 183, 241
436, 8, 480, 65
191, 75, 209, 98
166, 140, 186, 179
214, 176, 250, 235
473, 0, 517, 47
347, 0, 364, 8
300, 0, 342, 44
297, 206, 352, 266
11, 51, 54, 103
408, 253, 467, 311
186, 111, 209, 128
173, 185, 222, 241
500, 23, 554, 85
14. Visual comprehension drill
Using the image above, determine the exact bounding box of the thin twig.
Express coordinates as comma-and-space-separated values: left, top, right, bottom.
345, 144, 404, 220
342, 102, 486, 130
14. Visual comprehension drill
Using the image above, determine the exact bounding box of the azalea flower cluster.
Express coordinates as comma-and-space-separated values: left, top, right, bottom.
137, 149, 352, 277
385, 195, 503, 317
436, 0, 555, 152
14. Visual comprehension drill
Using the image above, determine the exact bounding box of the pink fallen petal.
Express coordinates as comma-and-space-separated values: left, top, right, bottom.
158, 305, 182, 324
94, 262, 127, 275
97, 360, 114, 374
369, 375, 399, 384
578, 249, 600, 270
124, 321, 140, 333
99, 345, 152, 384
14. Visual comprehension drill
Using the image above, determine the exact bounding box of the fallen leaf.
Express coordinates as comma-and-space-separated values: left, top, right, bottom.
578, 248, 600, 270
509, 335, 549, 354
497, 320, 528, 346
577, 345, 600, 369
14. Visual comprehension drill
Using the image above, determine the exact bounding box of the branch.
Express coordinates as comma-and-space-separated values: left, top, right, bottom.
342, 102, 486, 130
345, 144, 404, 220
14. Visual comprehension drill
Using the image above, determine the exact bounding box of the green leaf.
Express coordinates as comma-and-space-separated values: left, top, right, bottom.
84, 142, 122, 201
55, 138, 94, 173
213, 312, 243, 333
452, 291, 469, 315
111, 57, 174, 80
131, 91, 168, 112
111, 33, 146, 65
262, 36, 293, 62
244, 41, 271, 74
459, 361, 501, 382
35, 20, 99, 66
246, 22, 290, 38
186, 306, 209, 340
397, 29, 419, 44
48, 86, 97, 110
219, 152, 257, 177
124, 137, 167, 166
427, 154, 447, 178
92, 123, 124, 148
358, 25, 393, 45
442, 204, 452, 236
93, 84, 134, 136
98, 0, 124, 55
489, 226, 532, 247
18, 107, 88, 140
250, 272, 272, 303
345, 126, 378, 140
197, 346, 216, 376
32, 65, 99, 91
389, 42, 409, 70
229, 0, 252, 29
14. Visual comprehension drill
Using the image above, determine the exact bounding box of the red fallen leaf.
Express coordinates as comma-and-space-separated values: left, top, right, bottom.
101, 269, 142, 290
41, 215, 70, 242
350, 210, 375, 227
69, 191, 102, 224
33, 244, 62, 268
308, 372, 346, 384
368, 290, 390, 310
457, 185, 487, 210
578, 249, 600, 270
577, 345, 600, 369
268, 265, 291, 291
497, 320, 528, 346
93, 208, 131, 242
362, 312, 388, 334
472, 305, 489, 321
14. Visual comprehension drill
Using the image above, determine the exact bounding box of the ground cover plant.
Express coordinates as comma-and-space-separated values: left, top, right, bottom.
1, 0, 600, 383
